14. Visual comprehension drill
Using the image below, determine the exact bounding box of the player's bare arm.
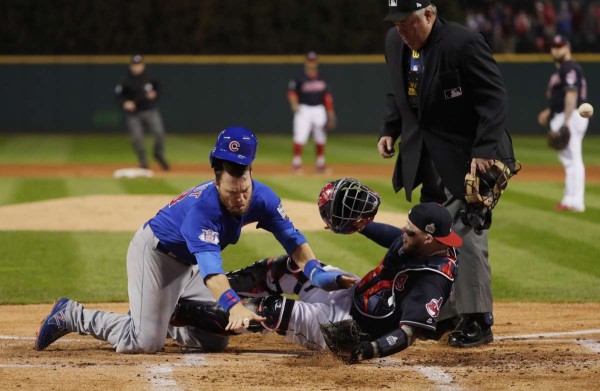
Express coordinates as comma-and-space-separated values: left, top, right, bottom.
204, 273, 265, 330
563, 89, 578, 125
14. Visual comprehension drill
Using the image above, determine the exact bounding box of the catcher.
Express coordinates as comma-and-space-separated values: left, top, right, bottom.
170, 178, 463, 364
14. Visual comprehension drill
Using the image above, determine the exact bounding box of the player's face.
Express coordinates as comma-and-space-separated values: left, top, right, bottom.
394, 10, 434, 51
216, 170, 253, 216
550, 45, 569, 62
401, 220, 431, 255
129, 63, 145, 75
305, 61, 318, 77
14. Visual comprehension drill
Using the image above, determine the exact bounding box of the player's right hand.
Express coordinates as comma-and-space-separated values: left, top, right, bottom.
377, 136, 395, 158
225, 302, 265, 331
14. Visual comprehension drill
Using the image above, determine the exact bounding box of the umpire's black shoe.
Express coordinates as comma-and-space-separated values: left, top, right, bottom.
447, 316, 493, 348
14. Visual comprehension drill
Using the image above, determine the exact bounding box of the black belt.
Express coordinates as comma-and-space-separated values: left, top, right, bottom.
156, 241, 178, 259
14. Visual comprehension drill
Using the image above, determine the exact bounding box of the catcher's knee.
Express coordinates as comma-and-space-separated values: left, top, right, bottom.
227, 255, 309, 297
246, 295, 296, 333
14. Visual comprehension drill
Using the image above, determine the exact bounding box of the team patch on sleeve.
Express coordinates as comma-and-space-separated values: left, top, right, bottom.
199, 229, 220, 244
277, 202, 289, 220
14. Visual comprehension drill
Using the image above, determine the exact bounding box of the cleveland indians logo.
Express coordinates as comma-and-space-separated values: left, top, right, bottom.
229, 141, 240, 152
425, 297, 443, 317
394, 274, 408, 291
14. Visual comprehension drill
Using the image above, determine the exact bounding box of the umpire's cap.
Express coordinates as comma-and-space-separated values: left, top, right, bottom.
210, 126, 258, 167
385, 0, 431, 22
408, 202, 462, 247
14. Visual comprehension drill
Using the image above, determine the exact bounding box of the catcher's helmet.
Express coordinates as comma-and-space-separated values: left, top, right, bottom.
209, 126, 258, 167
318, 178, 381, 234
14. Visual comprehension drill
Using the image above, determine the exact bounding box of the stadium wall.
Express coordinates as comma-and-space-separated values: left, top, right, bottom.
0, 55, 597, 135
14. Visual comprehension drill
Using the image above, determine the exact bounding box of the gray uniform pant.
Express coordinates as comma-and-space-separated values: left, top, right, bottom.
438, 197, 492, 320
64, 224, 228, 353
126, 109, 167, 169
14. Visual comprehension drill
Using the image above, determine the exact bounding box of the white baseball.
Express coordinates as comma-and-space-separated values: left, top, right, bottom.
578, 103, 594, 118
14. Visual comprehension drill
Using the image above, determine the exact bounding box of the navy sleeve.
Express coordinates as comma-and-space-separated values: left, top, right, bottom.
359, 222, 402, 249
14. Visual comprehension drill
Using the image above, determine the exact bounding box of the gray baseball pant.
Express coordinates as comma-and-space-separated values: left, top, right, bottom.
64, 224, 228, 353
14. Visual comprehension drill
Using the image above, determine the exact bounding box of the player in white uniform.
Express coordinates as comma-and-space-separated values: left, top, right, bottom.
288, 51, 337, 174
538, 35, 589, 212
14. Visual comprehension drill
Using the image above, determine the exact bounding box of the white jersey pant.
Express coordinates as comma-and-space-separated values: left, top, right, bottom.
261, 265, 357, 351
64, 224, 228, 353
293, 104, 328, 145
550, 111, 589, 211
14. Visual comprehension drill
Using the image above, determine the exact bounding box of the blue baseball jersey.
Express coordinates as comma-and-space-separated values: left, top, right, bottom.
148, 180, 307, 279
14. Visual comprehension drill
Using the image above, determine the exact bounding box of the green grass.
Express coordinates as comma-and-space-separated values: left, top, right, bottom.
2, 133, 599, 166
0, 133, 599, 304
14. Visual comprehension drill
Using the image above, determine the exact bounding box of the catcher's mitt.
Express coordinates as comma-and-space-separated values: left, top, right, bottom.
318, 177, 381, 234
547, 125, 570, 150
320, 319, 371, 364
464, 159, 521, 210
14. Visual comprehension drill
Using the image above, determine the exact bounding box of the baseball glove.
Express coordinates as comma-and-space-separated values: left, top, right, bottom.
318, 178, 381, 234
464, 159, 521, 210
320, 319, 371, 364
547, 125, 570, 150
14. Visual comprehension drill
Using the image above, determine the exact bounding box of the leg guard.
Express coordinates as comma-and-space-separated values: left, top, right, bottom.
170, 299, 235, 336
227, 255, 309, 297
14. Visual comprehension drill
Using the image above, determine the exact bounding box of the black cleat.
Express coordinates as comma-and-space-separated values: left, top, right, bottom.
448, 316, 493, 348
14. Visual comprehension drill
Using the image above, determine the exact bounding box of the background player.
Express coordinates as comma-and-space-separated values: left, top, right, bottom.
115, 54, 170, 171
34, 126, 353, 353
288, 51, 337, 174
171, 180, 462, 364
537, 35, 589, 213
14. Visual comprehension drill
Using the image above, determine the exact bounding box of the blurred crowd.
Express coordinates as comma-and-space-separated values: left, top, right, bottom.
464, 0, 600, 53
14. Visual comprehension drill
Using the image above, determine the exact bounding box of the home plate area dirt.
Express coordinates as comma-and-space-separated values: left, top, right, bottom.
1, 302, 600, 390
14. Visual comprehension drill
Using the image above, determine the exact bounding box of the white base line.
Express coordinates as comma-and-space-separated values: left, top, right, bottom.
413, 365, 464, 391
495, 329, 600, 340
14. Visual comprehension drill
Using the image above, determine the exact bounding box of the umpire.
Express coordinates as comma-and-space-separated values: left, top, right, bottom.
377, 1, 515, 347
115, 54, 170, 171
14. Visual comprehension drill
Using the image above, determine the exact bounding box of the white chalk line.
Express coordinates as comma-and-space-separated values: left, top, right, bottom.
495, 329, 600, 340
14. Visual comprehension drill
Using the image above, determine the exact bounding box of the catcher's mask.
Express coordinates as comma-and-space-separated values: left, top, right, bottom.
318, 178, 381, 234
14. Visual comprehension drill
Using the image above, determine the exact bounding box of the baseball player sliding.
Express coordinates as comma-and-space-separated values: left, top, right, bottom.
288, 51, 337, 174
170, 179, 463, 364
34, 127, 354, 354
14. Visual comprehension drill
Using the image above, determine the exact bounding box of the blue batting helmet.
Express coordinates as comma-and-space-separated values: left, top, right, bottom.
209, 126, 258, 166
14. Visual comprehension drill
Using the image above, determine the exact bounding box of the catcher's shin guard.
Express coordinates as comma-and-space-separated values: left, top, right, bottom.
246, 295, 296, 334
